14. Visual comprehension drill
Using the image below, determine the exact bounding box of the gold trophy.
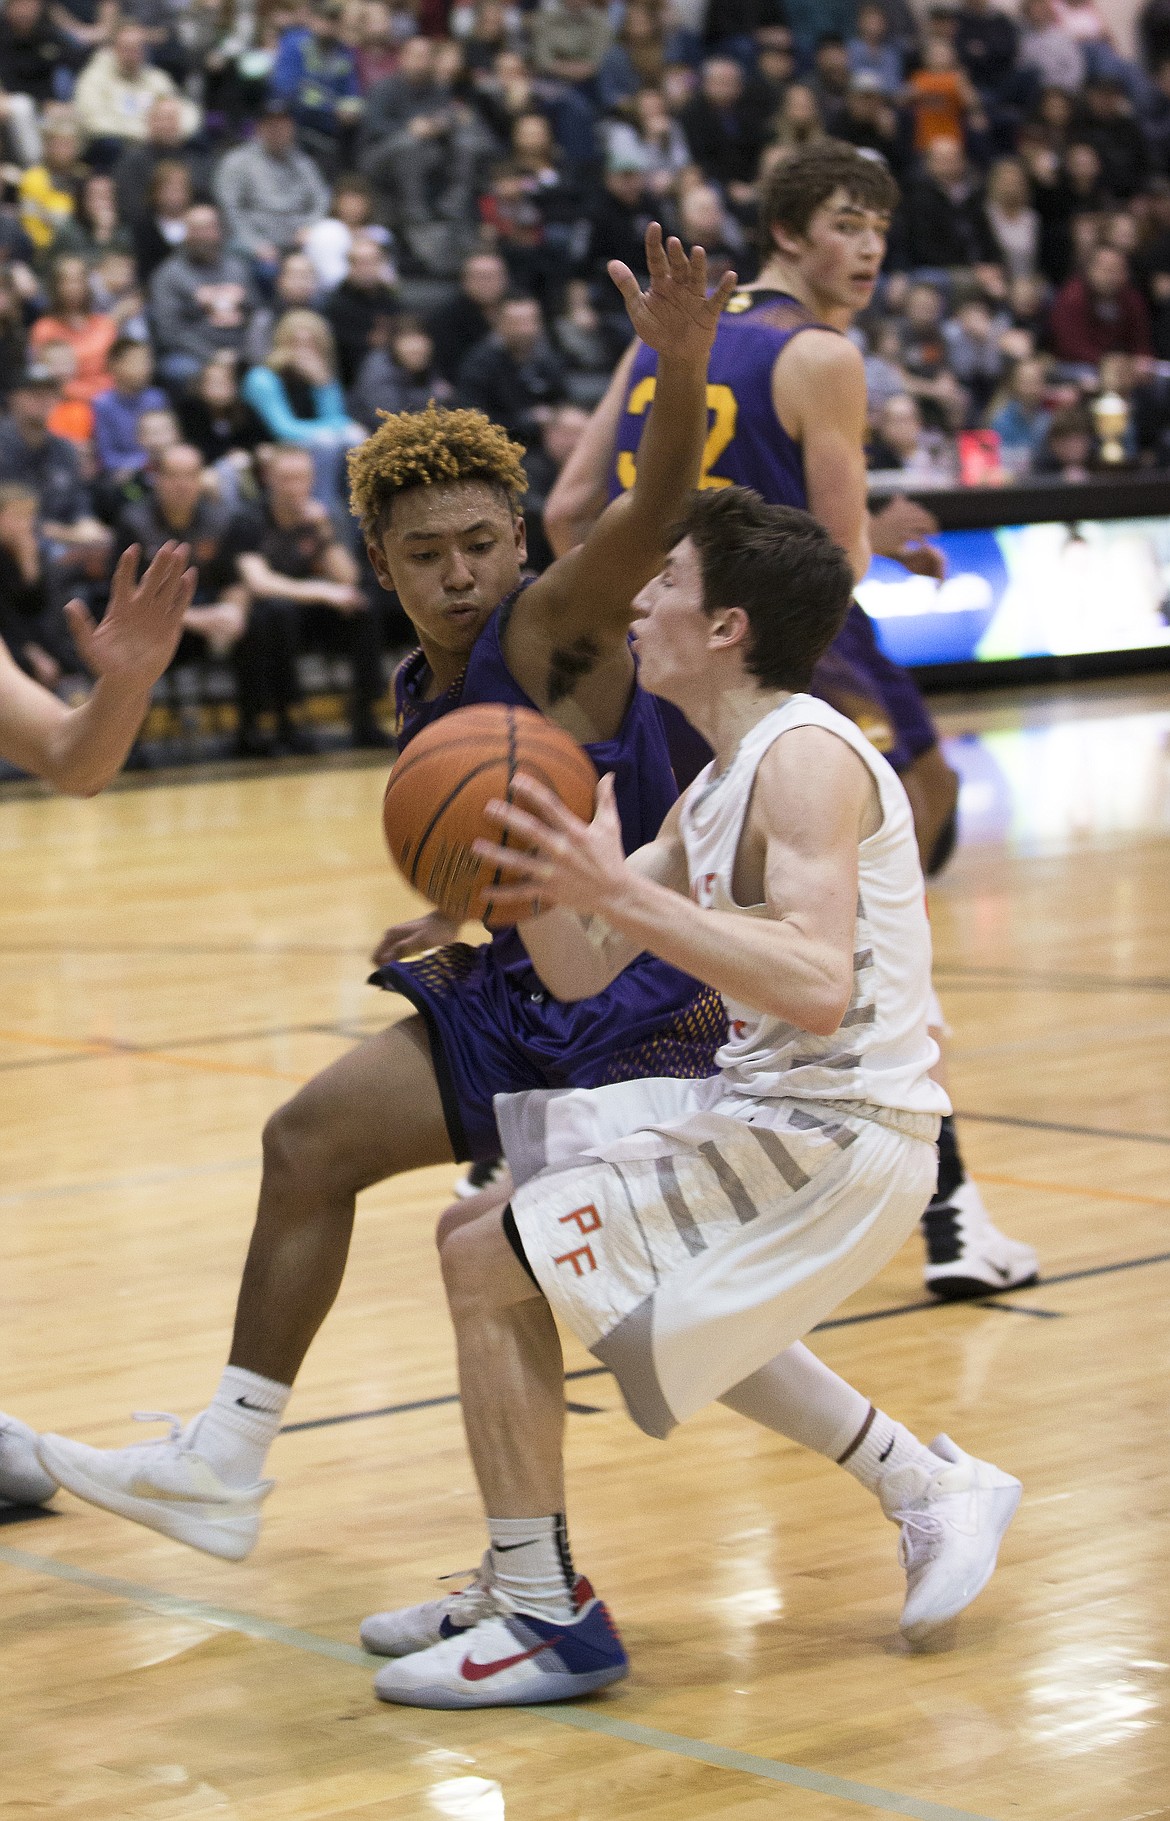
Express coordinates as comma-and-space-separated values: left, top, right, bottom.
1091, 390, 1128, 465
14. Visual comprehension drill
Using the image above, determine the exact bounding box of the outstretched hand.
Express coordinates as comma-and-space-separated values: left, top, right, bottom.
608, 223, 737, 365
473, 770, 628, 920
64, 542, 196, 689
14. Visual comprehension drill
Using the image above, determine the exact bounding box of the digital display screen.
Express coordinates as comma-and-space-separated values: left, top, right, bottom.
856, 516, 1170, 668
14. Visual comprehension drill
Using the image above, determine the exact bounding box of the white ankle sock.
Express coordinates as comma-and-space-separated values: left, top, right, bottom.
837, 1407, 937, 1495
186, 1367, 290, 1487
488, 1514, 575, 1621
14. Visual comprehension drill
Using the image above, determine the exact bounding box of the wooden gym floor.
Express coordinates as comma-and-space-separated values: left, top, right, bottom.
2, 677, 1168, 1821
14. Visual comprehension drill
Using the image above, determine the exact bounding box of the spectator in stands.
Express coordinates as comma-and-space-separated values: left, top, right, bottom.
835, 72, 906, 173
603, 86, 691, 198
73, 20, 200, 156
29, 255, 117, 402
232, 442, 388, 753
175, 353, 269, 468
897, 136, 998, 272
117, 441, 249, 678
242, 308, 362, 509
113, 95, 210, 228
677, 179, 747, 285
323, 231, 400, 388
50, 171, 133, 265
868, 390, 958, 480
242, 249, 321, 366
596, 2, 666, 113
1033, 401, 1094, 476
584, 146, 654, 286
1048, 242, 1153, 364
149, 204, 258, 385
847, 4, 904, 95
0, 268, 28, 391
522, 399, 589, 571
17, 114, 83, 254
988, 354, 1054, 473
906, 28, 983, 158
679, 56, 770, 204
550, 276, 630, 406
360, 34, 492, 249
0, 482, 71, 686
91, 336, 168, 477
0, 0, 62, 164
982, 157, 1041, 281
425, 247, 507, 383
955, 0, 1021, 104
769, 81, 827, 154
302, 174, 392, 290
456, 290, 566, 441
943, 291, 1006, 414
529, 0, 612, 92
1018, 0, 1085, 96
350, 314, 453, 425
131, 160, 193, 284
268, 0, 362, 165
1078, 74, 1148, 201
0, 362, 110, 566
214, 98, 330, 271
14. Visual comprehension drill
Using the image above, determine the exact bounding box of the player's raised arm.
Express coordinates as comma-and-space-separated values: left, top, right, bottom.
0, 542, 195, 796
519, 224, 735, 644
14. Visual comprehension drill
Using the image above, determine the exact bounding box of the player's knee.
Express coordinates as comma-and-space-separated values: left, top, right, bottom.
261, 1088, 344, 1190
435, 1199, 467, 1255
438, 1219, 479, 1313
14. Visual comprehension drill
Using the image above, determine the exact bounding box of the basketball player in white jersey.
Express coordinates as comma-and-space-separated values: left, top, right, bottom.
364, 491, 1021, 1709
0, 539, 195, 1507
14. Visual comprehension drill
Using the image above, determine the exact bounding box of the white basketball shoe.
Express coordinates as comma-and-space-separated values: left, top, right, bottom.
879, 1433, 1021, 1644
362, 1553, 499, 1656
0, 1414, 57, 1507
922, 1178, 1039, 1301
371, 1582, 628, 1708
36, 1414, 271, 1560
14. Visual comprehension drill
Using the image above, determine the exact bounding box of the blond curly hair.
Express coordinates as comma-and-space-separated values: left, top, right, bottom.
347, 403, 528, 540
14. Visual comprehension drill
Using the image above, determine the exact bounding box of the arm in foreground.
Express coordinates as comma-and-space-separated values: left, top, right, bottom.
541, 342, 638, 559
475, 732, 866, 1032
519, 224, 736, 645
0, 542, 195, 796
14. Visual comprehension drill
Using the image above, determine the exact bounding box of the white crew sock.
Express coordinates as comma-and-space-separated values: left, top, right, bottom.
837, 1406, 938, 1495
185, 1366, 290, 1487
488, 1514, 576, 1621
720, 1342, 872, 1460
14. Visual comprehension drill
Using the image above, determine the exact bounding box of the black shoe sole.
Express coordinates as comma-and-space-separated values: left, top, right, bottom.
926, 1270, 1041, 1303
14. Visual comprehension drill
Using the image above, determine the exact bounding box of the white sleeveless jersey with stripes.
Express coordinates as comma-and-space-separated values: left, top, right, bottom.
677, 693, 948, 1117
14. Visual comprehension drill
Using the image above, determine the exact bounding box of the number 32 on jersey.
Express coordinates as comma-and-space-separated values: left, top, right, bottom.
616, 378, 737, 491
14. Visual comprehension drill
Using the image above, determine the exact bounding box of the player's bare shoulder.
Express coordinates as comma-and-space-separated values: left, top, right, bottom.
772, 328, 866, 439
751, 721, 881, 849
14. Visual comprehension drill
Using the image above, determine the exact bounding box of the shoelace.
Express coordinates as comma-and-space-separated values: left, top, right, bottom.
131, 1411, 189, 1450
892, 1506, 946, 1571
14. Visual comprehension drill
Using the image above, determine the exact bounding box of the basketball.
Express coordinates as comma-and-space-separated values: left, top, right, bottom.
382, 703, 599, 926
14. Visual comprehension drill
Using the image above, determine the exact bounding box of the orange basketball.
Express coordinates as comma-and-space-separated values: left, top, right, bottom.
382, 703, 598, 926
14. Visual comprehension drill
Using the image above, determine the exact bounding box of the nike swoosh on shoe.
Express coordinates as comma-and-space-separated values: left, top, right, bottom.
460, 1636, 563, 1681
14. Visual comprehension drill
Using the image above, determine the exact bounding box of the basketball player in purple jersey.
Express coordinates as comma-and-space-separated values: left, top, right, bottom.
544, 141, 1037, 1303
35, 227, 741, 1557
0, 539, 195, 1508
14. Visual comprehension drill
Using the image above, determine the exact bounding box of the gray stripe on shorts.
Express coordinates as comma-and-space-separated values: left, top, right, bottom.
654, 1155, 707, 1256
590, 1296, 675, 1440
781, 1104, 858, 1149
840, 1001, 877, 1028
698, 1140, 759, 1224
613, 1163, 660, 1283
748, 1124, 811, 1190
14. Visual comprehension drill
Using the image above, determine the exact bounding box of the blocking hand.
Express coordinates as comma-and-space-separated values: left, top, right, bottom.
64, 542, 196, 688
607, 223, 737, 366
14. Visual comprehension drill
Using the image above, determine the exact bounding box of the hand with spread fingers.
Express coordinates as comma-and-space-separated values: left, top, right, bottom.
474, 771, 628, 922
65, 541, 197, 690
608, 222, 738, 367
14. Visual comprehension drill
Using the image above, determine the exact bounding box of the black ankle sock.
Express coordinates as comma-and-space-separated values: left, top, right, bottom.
930, 1113, 965, 1207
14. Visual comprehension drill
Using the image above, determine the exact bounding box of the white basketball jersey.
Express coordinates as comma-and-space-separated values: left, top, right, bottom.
678, 694, 948, 1116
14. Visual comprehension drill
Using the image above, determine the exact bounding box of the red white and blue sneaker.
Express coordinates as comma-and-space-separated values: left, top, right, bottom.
371, 1583, 628, 1708
362, 1553, 598, 1658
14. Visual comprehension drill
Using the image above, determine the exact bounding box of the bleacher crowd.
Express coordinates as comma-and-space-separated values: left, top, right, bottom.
2, 0, 1170, 751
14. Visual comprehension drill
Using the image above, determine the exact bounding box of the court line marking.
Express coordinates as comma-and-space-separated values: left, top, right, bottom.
280, 1248, 1170, 1436
0, 1543, 1000, 1821
954, 1109, 1170, 1148
0, 1027, 306, 1087
934, 966, 1170, 994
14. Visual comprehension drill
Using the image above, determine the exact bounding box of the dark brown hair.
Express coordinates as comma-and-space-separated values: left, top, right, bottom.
756, 138, 899, 258
670, 488, 854, 692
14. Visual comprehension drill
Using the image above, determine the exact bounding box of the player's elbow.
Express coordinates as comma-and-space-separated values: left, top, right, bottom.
794, 970, 854, 1038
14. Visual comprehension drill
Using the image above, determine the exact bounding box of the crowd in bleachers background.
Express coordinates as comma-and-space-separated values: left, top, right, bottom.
2, 0, 1170, 751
